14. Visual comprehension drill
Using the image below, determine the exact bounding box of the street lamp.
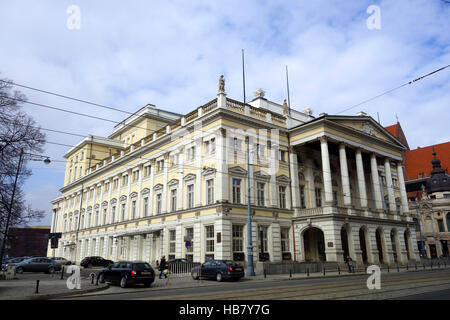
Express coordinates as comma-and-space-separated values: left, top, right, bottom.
415, 199, 426, 258
0, 149, 51, 266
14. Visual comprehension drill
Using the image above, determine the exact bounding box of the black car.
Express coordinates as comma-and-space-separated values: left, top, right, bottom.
191, 260, 244, 282
98, 261, 155, 288
80, 256, 113, 268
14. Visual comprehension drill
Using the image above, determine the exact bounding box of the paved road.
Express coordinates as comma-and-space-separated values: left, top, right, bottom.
62, 269, 450, 300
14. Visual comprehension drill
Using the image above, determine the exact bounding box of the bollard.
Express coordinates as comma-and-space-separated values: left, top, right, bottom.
96, 275, 99, 286
91, 273, 94, 284
338, 265, 340, 275
264, 269, 266, 279
387, 265, 390, 273
323, 267, 326, 276
289, 269, 292, 278
61, 266, 64, 280
35, 280, 40, 294
306, 268, 310, 277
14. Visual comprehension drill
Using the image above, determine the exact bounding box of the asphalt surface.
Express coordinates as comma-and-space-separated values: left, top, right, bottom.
61, 268, 450, 300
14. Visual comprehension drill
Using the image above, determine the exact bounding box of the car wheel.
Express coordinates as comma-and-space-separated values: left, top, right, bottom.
98, 273, 105, 284
120, 276, 128, 288
216, 272, 223, 282
192, 271, 199, 280
48, 267, 55, 274
16, 267, 24, 274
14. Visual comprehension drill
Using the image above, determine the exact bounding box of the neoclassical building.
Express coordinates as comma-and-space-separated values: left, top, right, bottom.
49, 77, 420, 267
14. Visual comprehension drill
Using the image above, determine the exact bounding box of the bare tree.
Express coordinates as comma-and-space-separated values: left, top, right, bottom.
0, 77, 46, 250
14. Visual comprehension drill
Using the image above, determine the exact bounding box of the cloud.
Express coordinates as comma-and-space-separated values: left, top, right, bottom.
0, 0, 449, 225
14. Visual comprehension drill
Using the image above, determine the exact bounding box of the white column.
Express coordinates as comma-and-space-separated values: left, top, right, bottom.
290, 149, 301, 216
384, 159, 396, 213
370, 154, 383, 211
355, 149, 368, 208
177, 151, 184, 210
320, 136, 333, 204
339, 143, 352, 206
126, 170, 132, 220
194, 222, 201, 262
397, 162, 409, 214
216, 128, 229, 203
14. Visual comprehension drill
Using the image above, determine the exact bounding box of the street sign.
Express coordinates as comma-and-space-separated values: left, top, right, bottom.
185, 241, 191, 249
49, 233, 62, 249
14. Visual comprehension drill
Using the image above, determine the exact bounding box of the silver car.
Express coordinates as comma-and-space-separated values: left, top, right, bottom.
1, 257, 29, 271
11, 257, 62, 274
50, 257, 72, 265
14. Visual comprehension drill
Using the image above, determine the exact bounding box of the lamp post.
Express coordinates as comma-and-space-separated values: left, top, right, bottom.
415, 199, 426, 258
246, 136, 255, 276
0, 150, 51, 266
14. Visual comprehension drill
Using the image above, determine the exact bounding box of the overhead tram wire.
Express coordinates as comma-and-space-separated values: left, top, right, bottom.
336, 64, 450, 115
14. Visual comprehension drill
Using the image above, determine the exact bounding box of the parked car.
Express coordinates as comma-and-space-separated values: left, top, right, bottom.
80, 256, 113, 268
191, 260, 244, 282
98, 261, 155, 288
1, 257, 29, 271
11, 257, 62, 274
50, 257, 72, 265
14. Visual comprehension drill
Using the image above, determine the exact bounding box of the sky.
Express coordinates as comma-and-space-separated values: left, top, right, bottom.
0, 0, 449, 227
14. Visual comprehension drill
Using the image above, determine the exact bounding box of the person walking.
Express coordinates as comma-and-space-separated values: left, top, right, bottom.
345, 255, 354, 273
159, 256, 168, 279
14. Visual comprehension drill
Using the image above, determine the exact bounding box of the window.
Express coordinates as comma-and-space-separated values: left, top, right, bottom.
103, 208, 107, 225
157, 160, 164, 172
170, 154, 178, 167
257, 182, 265, 206
88, 212, 92, 227
105, 182, 110, 192
80, 151, 84, 160
206, 179, 214, 205
74, 167, 77, 180
232, 225, 244, 253
79, 166, 82, 177
90, 189, 94, 198
94, 210, 99, 226
281, 227, 290, 252
279, 186, 286, 209
232, 178, 241, 204
144, 165, 151, 177
156, 193, 162, 214
444, 194, 450, 199
315, 188, 322, 207
185, 227, 194, 254
122, 174, 129, 186
132, 170, 139, 183
187, 184, 194, 209
113, 179, 118, 190
279, 150, 286, 162
97, 185, 101, 196
121, 203, 126, 221
170, 189, 177, 212
131, 200, 136, 219
438, 219, 445, 232
205, 225, 215, 253
169, 230, 176, 255
143, 197, 149, 217
111, 206, 116, 224
187, 146, 196, 161
300, 185, 306, 208
204, 140, 210, 154
259, 226, 268, 253
210, 138, 216, 153
81, 215, 85, 229
231, 137, 242, 152
68, 169, 72, 183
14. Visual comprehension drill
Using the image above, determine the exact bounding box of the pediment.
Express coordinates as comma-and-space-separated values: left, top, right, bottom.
153, 183, 163, 191
276, 174, 291, 184
229, 166, 247, 177
110, 198, 117, 204
168, 179, 179, 186
119, 195, 127, 202
141, 188, 150, 195
330, 118, 407, 149
184, 173, 197, 181
130, 192, 138, 198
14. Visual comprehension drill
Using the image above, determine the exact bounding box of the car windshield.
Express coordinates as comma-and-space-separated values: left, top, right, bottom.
223, 261, 239, 266
133, 263, 152, 271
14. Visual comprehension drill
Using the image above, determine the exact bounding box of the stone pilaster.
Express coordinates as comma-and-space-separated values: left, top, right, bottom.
320, 136, 334, 204
355, 149, 368, 209
370, 154, 383, 211
339, 143, 352, 207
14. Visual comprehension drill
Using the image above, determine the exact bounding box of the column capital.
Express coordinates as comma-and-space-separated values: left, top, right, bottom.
219, 128, 226, 137
319, 135, 327, 143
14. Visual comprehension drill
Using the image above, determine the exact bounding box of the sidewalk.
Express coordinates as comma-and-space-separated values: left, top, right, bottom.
0, 273, 108, 300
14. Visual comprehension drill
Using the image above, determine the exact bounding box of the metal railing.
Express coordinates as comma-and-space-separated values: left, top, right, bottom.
167, 262, 201, 277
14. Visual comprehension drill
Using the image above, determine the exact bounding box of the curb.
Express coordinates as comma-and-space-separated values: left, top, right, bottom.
23, 284, 110, 300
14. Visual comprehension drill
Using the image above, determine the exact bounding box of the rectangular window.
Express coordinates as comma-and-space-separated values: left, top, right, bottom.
169, 230, 176, 255
257, 182, 265, 206
122, 175, 128, 186
185, 227, 194, 253
204, 141, 210, 154
259, 226, 268, 253
279, 150, 286, 162
103, 208, 107, 225
210, 138, 216, 153
281, 227, 290, 252
156, 193, 162, 214
121, 203, 126, 221
205, 225, 214, 253
187, 146, 196, 160
171, 189, 177, 212
232, 178, 241, 204
113, 179, 118, 190
95, 210, 99, 226
315, 188, 322, 207
206, 179, 214, 205
300, 185, 306, 209
157, 160, 164, 172
132, 170, 139, 183
232, 225, 244, 253
131, 200, 136, 219
279, 186, 286, 209
438, 219, 445, 232
143, 197, 149, 217
187, 184, 194, 209
144, 165, 151, 177
111, 206, 116, 224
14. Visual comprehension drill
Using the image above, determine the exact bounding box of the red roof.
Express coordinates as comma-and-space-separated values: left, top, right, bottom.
404, 142, 450, 181
384, 122, 410, 150
385, 124, 398, 137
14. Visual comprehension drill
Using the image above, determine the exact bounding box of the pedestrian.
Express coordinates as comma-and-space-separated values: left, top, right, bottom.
159, 256, 168, 279
345, 255, 354, 273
